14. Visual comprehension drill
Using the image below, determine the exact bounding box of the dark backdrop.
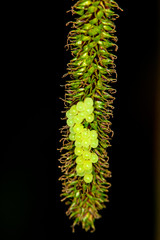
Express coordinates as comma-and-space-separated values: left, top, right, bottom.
0, 1, 159, 240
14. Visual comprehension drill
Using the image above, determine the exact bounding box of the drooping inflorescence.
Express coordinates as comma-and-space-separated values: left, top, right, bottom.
58, 0, 122, 232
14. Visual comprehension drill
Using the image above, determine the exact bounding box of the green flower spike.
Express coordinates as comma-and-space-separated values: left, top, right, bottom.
58, 0, 123, 232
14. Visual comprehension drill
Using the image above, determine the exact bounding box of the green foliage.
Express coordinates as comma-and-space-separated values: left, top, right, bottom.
58, 0, 122, 232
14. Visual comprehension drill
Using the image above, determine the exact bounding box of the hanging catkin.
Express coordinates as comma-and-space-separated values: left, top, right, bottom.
58, 0, 122, 232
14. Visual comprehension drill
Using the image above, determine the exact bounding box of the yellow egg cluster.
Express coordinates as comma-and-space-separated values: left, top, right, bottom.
66, 97, 99, 183
66, 97, 94, 127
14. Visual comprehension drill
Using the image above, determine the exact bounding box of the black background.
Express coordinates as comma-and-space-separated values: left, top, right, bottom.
0, 1, 159, 239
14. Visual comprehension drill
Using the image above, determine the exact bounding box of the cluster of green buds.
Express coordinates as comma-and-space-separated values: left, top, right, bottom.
66, 97, 99, 183
59, 0, 122, 233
